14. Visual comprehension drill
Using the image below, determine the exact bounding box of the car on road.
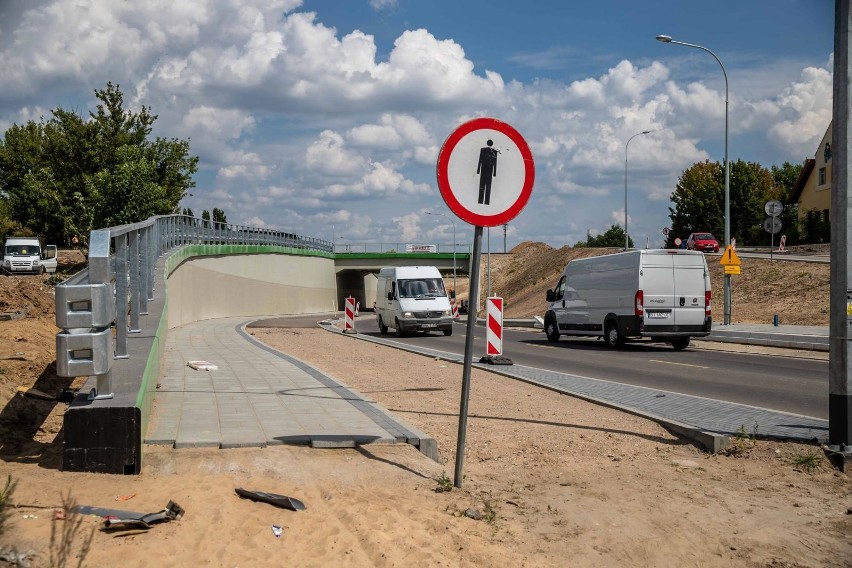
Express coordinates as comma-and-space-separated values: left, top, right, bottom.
686, 232, 719, 253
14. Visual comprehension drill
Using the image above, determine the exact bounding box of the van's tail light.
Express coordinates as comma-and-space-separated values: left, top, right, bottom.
635, 290, 644, 316
705, 290, 712, 317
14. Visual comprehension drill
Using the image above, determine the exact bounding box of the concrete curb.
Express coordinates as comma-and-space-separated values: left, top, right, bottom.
705, 329, 829, 351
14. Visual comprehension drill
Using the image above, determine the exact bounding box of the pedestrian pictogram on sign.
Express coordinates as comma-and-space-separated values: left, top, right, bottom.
436, 117, 535, 228
719, 245, 741, 266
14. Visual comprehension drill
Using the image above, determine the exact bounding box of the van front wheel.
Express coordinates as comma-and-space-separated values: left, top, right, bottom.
604, 321, 624, 349
671, 337, 690, 351
545, 318, 560, 342
395, 319, 406, 338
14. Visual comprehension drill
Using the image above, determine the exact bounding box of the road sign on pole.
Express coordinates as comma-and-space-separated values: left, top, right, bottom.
436, 118, 534, 488
719, 245, 741, 267
436, 117, 535, 228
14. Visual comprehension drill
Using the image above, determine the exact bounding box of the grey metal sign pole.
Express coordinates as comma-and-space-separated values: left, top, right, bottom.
829, 0, 852, 461
454, 225, 483, 488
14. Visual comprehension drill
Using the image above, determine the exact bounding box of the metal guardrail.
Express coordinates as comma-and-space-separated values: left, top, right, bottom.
54, 215, 334, 399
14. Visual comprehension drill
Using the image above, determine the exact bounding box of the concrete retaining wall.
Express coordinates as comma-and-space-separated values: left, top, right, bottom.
167, 251, 337, 328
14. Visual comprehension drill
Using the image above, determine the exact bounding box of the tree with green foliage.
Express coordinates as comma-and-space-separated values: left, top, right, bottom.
666, 159, 777, 247
212, 207, 227, 225
575, 224, 633, 248
770, 161, 804, 245
800, 208, 831, 243
201, 209, 211, 228
0, 82, 198, 244
667, 161, 723, 247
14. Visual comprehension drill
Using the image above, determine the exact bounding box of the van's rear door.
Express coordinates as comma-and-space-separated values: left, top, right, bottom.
641, 252, 675, 333
672, 252, 708, 329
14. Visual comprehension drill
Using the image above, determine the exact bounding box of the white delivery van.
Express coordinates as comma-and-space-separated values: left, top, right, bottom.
375, 266, 454, 336
2, 237, 57, 275
543, 249, 711, 350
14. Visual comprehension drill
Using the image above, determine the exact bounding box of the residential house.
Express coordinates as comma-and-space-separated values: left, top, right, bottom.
790, 122, 832, 229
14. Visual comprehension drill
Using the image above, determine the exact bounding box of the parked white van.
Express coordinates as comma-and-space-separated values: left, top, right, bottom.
375, 266, 454, 336
544, 249, 711, 350
2, 237, 57, 275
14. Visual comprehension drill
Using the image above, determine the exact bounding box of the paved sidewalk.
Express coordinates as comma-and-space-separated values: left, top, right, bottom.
145, 317, 437, 459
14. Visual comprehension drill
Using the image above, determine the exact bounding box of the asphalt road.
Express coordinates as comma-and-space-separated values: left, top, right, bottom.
353, 318, 828, 420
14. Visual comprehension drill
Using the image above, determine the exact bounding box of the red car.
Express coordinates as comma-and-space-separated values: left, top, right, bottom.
686, 232, 720, 253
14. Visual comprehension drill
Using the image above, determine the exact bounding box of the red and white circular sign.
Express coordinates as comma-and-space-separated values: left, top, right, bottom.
436, 118, 534, 227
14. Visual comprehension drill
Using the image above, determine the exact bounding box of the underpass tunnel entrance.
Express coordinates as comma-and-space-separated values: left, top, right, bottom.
336, 270, 377, 312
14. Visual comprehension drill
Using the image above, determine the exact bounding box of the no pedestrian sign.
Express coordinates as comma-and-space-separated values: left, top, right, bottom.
436, 118, 535, 227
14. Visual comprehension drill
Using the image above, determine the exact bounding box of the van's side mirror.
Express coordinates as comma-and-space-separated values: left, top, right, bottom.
387, 291, 394, 301
546, 290, 555, 302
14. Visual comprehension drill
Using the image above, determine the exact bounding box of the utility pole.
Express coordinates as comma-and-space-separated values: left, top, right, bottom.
829, 0, 851, 468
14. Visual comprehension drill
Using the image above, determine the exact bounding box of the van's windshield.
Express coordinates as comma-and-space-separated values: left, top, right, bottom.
5, 245, 40, 256
398, 278, 447, 299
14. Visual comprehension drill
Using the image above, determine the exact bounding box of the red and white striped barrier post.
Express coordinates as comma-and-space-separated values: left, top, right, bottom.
779, 234, 786, 252
486, 297, 503, 356
451, 298, 460, 319
344, 296, 355, 333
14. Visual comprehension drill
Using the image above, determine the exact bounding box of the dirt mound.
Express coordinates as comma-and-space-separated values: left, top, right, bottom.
0, 249, 86, 459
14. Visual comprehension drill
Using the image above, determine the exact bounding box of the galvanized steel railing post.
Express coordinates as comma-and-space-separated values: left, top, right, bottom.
54, 229, 116, 401
147, 225, 155, 300
129, 230, 141, 333
139, 226, 150, 315
114, 233, 129, 358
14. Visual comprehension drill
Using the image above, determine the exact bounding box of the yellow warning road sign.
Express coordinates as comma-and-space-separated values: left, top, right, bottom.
724, 265, 741, 275
719, 245, 741, 266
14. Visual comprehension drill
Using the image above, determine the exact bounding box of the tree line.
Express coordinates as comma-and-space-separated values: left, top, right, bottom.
665, 159, 817, 247
0, 83, 206, 248
575, 158, 817, 250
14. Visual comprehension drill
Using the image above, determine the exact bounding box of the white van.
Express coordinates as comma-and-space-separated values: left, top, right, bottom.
375, 266, 454, 336
544, 249, 711, 350
2, 237, 58, 275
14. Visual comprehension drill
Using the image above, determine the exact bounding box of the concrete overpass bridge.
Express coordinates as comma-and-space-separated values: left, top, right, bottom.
52, 215, 470, 473
334, 251, 469, 309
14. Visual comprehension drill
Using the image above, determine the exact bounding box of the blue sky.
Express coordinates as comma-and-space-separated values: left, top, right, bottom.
0, 0, 835, 250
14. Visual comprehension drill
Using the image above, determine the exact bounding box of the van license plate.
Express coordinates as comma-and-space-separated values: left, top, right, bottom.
647, 312, 669, 319
422, 324, 436, 328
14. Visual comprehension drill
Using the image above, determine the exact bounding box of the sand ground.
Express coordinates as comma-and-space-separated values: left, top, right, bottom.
1, 246, 850, 567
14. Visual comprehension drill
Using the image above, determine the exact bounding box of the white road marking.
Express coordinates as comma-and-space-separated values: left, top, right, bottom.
649, 359, 709, 369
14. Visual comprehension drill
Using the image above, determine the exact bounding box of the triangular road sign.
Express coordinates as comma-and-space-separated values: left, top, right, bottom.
719, 245, 741, 266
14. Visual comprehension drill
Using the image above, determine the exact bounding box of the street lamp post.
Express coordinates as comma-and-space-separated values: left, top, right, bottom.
656, 34, 731, 325
625, 130, 652, 250
426, 211, 457, 296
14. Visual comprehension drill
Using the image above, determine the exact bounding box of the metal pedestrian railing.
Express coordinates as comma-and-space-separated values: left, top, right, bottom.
54, 215, 333, 400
